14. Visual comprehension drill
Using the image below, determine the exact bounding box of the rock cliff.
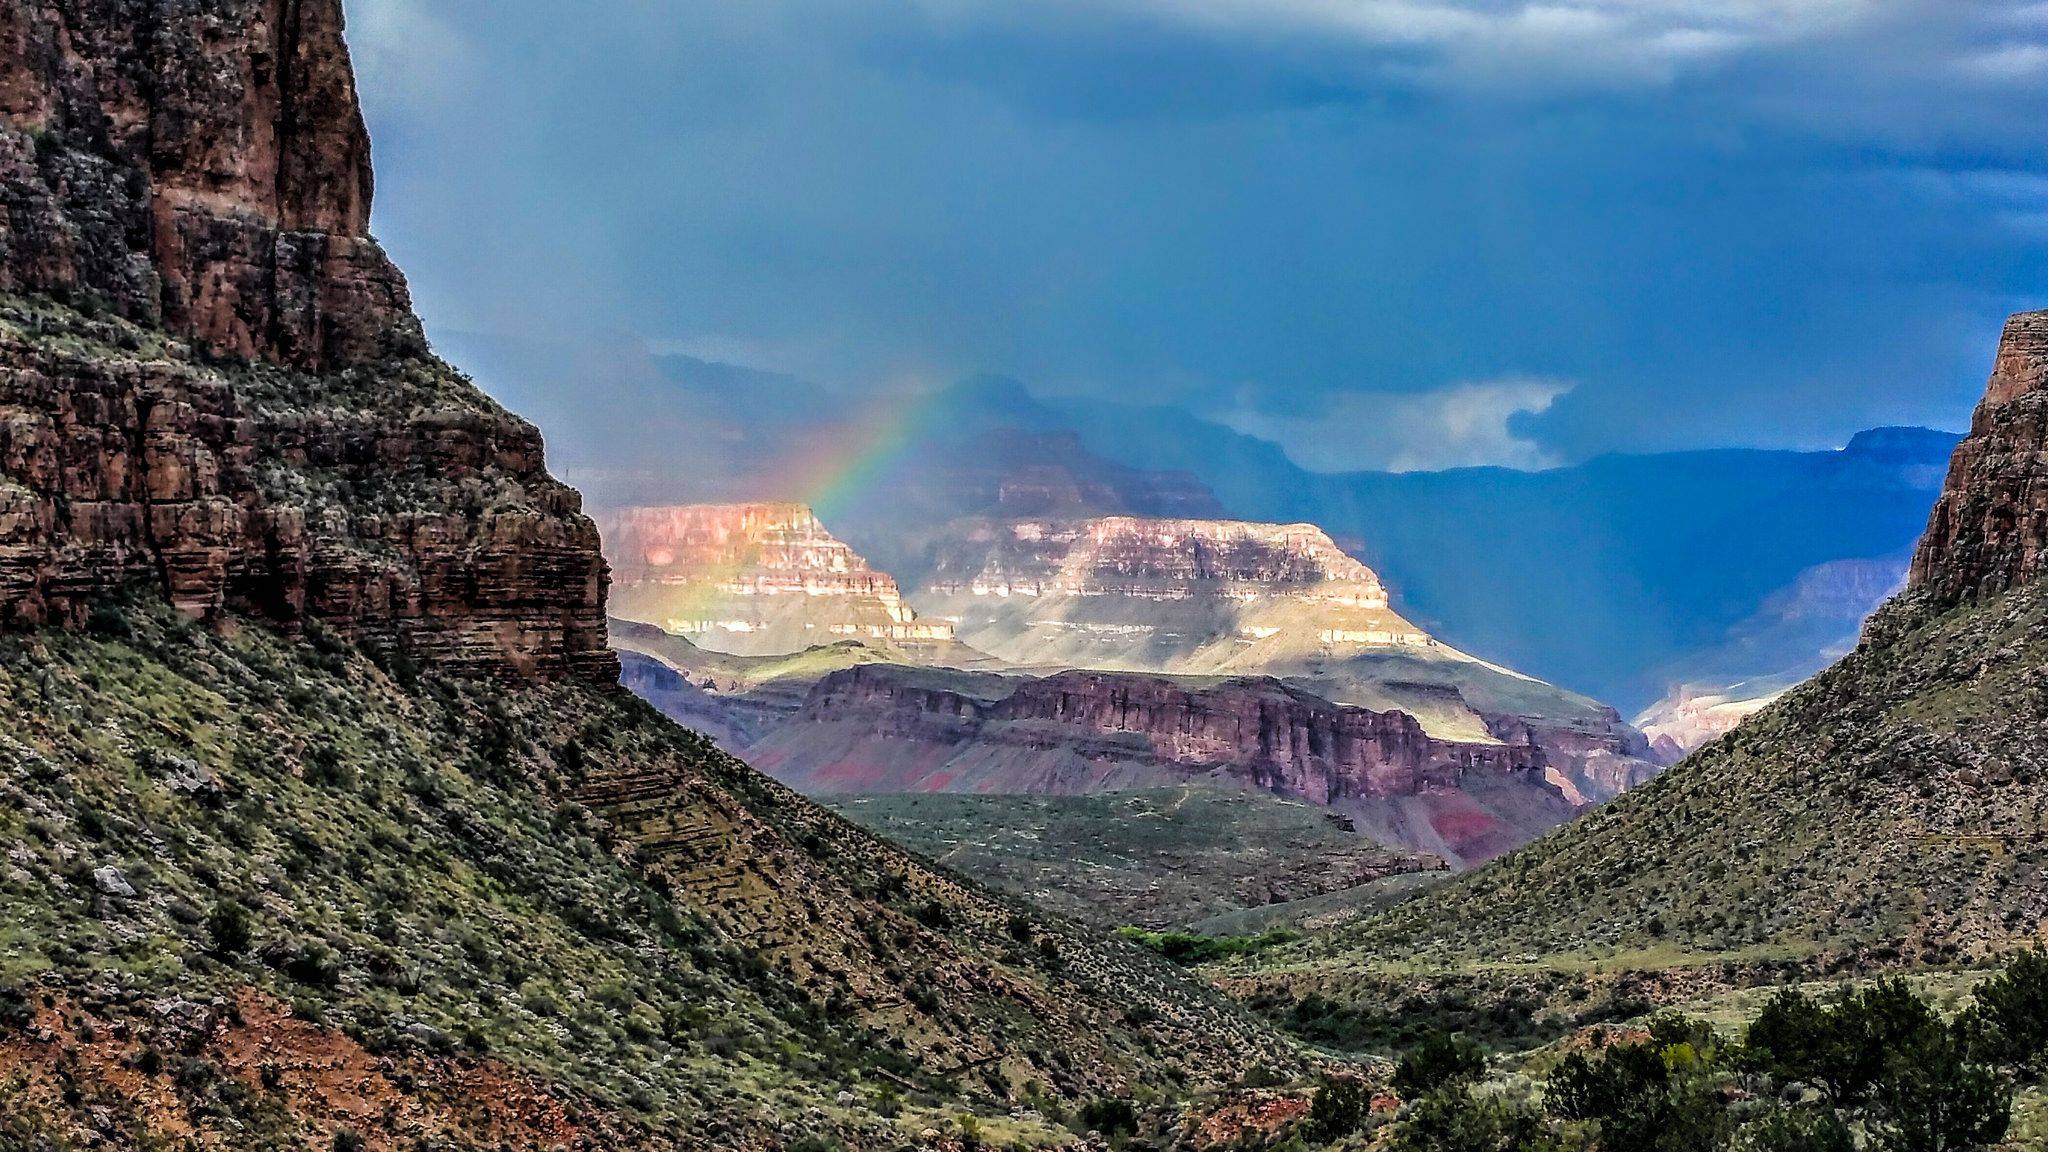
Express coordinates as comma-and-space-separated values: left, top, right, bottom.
600, 502, 962, 656
0, 0, 420, 370
738, 663, 1573, 865
1911, 309, 2048, 600
0, 0, 612, 678
920, 516, 1430, 665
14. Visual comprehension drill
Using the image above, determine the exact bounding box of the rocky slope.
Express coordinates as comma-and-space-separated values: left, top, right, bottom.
825, 788, 1445, 931
0, 5, 1297, 1145
1258, 309, 2048, 973
601, 503, 968, 658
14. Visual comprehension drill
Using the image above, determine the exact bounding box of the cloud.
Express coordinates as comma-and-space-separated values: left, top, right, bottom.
915, 0, 1881, 90
1960, 40, 2048, 81
1220, 376, 1573, 473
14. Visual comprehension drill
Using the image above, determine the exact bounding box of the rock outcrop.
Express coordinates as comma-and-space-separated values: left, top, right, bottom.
0, 0, 421, 370
738, 663, 1573, 864
601, 503, 959, 656
1911, 309, 2048, 600
0, 0, 612, 678
921, 516, 1433, 663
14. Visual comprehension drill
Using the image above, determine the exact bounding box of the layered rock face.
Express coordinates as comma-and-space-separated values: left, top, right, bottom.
919, 516, 1434, 670
1912, 310, 2048, 600
0, 0, 421, 370
738, 663, 1570, 864
601, 503, 957, 656
0, 0, 612, 679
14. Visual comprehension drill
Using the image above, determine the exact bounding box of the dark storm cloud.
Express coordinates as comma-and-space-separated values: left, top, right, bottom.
345, 0, 2048, 470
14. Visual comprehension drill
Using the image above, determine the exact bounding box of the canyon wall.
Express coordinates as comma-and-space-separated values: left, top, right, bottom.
917, 516, 1436, 671
737, 663, 1569, 864
1912, 310, 2048, 601
0, 0, 612, 679
600, 503, 958, 655
0, 0, 421, 370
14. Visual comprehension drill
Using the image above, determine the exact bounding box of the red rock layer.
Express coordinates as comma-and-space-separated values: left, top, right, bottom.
1913, 310, 2048, 601
0, 0, 420, 370
790, 664, 1547, 803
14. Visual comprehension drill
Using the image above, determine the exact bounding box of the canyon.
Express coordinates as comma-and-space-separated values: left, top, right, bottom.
0, 5, 1294, 1145
1307, 308, 2048, 968
607, 505, 1666, 864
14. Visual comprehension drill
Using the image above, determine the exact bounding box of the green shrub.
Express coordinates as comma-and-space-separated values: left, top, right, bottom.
1733, 1105, 1854, 1152
1076, 1098, 1138, 1137
206, 898, 255, 958
1306, 1076, 1375, 1142
1870, 1031, 2011, 1152
1395, 1089, 1558, 1152
1962, 948, 2048, 1081
1393, 1031, 1489, 1100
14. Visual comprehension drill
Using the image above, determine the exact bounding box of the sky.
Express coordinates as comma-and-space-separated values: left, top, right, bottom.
344, 0, 2048, 473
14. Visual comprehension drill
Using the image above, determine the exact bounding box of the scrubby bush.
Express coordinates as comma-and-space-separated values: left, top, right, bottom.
1961, 947, 2048, 1081
1392, 1030, 1489, 1100
1394, 1089, 1558, 1152
1076, 1097, 1138, 1137
1306, 1075, 1376, 1142
206, 898, 254, 958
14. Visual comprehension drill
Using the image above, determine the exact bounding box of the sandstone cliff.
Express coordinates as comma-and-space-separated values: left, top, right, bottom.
600, 502, 963, 657
0, 0, 611, 678
1911, 309, 2048, 600
0, 0, 420, 370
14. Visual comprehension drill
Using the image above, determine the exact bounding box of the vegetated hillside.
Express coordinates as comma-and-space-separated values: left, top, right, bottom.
824, 789, 1445, 931
1253, 311, 2048, 976
0, 602, 1293, 1147
1279, 583, 2048, 971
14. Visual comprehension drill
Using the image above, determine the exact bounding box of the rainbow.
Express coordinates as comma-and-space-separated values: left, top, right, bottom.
780, 390, 954, 520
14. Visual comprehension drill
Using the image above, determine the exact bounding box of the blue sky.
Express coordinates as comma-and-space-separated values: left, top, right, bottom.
345, 0, 2048, 472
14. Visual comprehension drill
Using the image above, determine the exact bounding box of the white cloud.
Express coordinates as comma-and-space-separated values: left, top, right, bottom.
920, 0, 1885, 89
1220, 375, 1572, 473
1959, 40, 2048, 81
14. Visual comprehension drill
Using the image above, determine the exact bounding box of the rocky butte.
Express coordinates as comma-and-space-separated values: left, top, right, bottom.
599, 502, 958, 655
918, 515, 1436, 669
910, 513, 1665, 805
